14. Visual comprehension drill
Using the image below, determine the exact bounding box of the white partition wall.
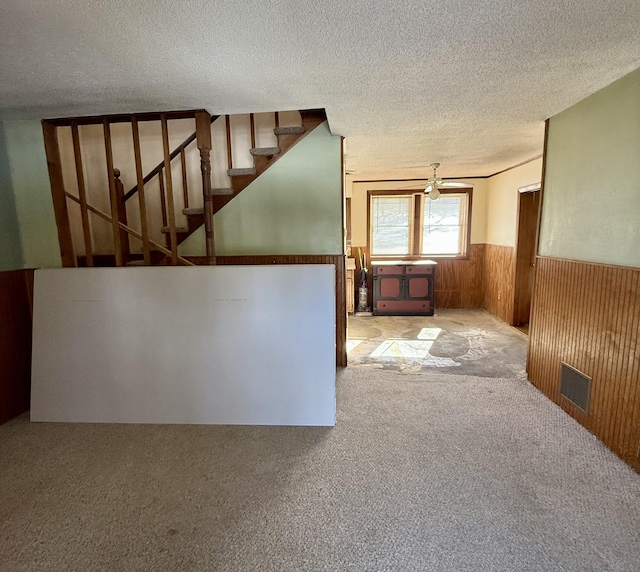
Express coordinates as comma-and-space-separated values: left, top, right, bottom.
31, 266, 336, 426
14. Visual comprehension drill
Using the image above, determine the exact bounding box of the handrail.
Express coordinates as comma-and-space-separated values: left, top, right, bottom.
64, 192, 196, 266
47, 109, 206, 127
123, 114, 220, 202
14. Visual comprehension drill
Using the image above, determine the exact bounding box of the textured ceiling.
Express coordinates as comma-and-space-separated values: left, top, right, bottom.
1, 0, 639, 179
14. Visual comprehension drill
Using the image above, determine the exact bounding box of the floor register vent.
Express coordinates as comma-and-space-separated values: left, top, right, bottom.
560, 362, 591, 412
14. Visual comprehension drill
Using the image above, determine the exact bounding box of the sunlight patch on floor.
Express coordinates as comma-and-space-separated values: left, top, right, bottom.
347, 339, 363, 353
417, 327, 442, 340
370, 339, 433, 358
369, 339, 460, 366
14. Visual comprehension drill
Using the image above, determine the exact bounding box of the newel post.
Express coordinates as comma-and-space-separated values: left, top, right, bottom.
42, 121, 76, 267
195, 111, 216, 265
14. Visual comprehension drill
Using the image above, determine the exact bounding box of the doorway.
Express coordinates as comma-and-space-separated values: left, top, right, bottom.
512, 188, 541, 332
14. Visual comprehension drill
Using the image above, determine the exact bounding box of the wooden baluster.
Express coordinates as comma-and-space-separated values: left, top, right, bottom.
274, 111, 280, 129
158, 168, 168, 227
70, 122, 94, 266
122, 119, 222, 203
196, 111, 216, 265
114, 169, 131, 264
160, 115, 179, 265
41, 121, 76, 267
225, 114, 233, 171
250, 113, 256, 149
102, 119, 123, 266
131, 117, 151, 265
180, 148, 189, 209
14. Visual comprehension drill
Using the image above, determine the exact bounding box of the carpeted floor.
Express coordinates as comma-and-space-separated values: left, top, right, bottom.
1, 369, 640, 571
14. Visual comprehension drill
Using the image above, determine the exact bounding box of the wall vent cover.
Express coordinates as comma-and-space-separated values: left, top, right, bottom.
560, 362, 591, 412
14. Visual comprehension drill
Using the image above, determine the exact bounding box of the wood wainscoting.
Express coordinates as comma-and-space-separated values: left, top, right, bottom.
352, 244, 486, 310
434, 243, 485, 308
528, 256, 640, 471
0, 269, 35, 424
351, 243, 521, 324
483, 244, 516, 324
188, 254, 347, 367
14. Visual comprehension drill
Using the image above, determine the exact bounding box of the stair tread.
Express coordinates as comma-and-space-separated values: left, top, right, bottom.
250, 147, 280, 156
228, 167, 256, 177
161, 226, 189, 233
182, 207, 204, 215
274, 126, 306, 135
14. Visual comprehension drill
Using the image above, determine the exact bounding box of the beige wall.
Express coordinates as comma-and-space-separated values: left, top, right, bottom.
485, 158, 543, 247
539, 68, 640, 267
349, 177, 488, 248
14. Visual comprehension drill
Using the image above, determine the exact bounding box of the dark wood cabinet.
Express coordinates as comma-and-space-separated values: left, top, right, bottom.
372, 261, 436, 316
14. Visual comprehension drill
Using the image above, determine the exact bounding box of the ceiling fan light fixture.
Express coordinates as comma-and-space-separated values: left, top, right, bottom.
425, 162, 441, 200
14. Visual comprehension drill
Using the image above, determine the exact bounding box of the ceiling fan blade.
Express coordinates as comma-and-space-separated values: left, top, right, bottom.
425, 184, 434, 193
439, 181, 469, 188
398, 180, 429, 189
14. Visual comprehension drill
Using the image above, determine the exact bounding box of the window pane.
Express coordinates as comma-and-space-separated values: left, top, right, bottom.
422, 196, 463, 255
372, 197, 411, 255
423, 226, 460, 254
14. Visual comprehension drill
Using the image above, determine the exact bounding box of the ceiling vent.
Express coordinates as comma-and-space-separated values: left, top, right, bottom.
560, 362, 591, 412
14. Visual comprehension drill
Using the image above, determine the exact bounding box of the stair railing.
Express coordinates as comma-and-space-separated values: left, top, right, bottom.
43, 109, 321, 267
122, 114, 219, 203
43, 110, 207, 267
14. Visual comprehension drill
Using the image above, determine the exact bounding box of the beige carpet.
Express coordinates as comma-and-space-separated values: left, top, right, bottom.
1, 369, 639, 571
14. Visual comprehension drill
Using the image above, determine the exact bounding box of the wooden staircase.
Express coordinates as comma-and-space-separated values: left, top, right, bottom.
160, 109, 326, 252
44, 108, 327, 267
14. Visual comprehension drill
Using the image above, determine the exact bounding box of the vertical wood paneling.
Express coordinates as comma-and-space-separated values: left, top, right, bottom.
528, 256, 640, 471
208, 254, 347, 367
483, 244, 516, 323
434, 243, 485, 309
351, 243, 485, 311
0, 270, 34, 424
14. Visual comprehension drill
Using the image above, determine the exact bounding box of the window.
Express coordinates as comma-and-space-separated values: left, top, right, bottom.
371, 196, 412, 255
369, 189, 471, 258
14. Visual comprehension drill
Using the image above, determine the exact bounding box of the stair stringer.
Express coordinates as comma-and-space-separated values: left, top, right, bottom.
167, 109, 327, 253
178, 118, 342, 259
211, 109, 327, 216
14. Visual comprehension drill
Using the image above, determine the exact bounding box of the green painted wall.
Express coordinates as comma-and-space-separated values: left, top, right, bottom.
539, 68, 640, 267
180, 121, 343, 256
3, 121, 62, 269
0, 123, 24, 270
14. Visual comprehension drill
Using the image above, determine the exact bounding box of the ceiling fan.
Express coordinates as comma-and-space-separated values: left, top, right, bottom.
401, 163, 468, 200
